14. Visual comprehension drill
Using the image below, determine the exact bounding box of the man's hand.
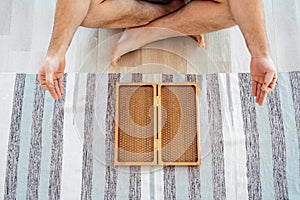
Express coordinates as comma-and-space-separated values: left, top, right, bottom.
250, 56, 277, 106
38, 56, 66, 100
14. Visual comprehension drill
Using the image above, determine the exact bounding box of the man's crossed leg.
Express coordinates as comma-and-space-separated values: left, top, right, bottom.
38, 0, 277, 106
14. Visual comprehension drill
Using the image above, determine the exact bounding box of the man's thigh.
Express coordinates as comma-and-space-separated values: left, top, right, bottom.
82, 0, 185, 28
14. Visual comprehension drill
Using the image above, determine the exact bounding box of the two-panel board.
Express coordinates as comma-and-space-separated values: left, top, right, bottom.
115, 82, 201, 166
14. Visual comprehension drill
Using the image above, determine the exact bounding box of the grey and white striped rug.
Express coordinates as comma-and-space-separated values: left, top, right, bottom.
0, 72, 299, 200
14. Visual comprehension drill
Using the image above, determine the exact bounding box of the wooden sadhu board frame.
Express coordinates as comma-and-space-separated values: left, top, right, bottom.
114, 82, 201, 166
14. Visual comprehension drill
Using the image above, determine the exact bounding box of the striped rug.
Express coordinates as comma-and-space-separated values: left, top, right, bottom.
0, 72, 299, 200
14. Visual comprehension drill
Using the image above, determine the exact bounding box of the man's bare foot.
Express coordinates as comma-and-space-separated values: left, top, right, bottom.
110, 27, 171, 66
111, 28, 145, 66
110, 28, 205, 66
193, 34, 205, 48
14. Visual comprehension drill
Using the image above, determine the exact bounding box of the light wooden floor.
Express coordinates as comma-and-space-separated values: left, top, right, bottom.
0, 0, 299, 74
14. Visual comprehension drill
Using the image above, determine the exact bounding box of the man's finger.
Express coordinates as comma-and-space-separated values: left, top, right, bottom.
39, 80, 49, 91
46, 70, 54, 87
49, 88, 59, 100
48, 83, 59, 100
256, 83, 262, 103
268, 76, 277, 91
264, 70, 275, 85
40, 84, 48, 90
252, 80, 258, 96
46, 79, 59, 100
269, 82, 276, 90
54, 80, 62, 99
58, 78, 64, 94
268, 74, 278, 90
46, 70, 59, 99
38, 73, 44, 84
258, 89, 268, 106
38, 72, 47, 89
263, 70, 277, 92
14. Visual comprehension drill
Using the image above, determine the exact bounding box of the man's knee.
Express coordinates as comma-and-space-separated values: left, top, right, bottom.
81, 12, 97, 28
80, 0, 106, 28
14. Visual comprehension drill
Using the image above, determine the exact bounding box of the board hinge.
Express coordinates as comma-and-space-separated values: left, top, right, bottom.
155, 96, 161, 106
154, 138, 161, 151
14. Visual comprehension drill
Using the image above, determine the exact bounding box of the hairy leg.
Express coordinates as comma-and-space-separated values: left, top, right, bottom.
81, 0, 185, 28
111, 0, 236, 65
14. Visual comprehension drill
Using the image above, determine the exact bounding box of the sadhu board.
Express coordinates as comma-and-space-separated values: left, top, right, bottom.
114, 82, 201, 166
